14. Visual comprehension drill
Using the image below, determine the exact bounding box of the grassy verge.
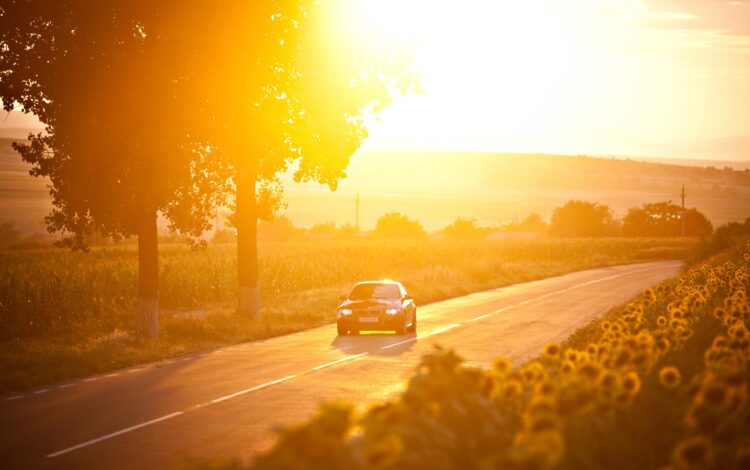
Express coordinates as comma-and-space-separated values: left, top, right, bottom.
0, 237, 692, 393
198, 239, 750, 470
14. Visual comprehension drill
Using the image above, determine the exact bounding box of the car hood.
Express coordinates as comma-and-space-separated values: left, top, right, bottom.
338, 299, 401, 310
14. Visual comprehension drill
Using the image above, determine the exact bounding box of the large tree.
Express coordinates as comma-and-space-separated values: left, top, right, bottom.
191, 1, 419, 315
0, 2, 230, 336
549, 200, 618, 237
622, 201, 712, 237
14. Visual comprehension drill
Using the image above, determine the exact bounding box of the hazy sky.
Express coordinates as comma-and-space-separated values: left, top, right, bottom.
357, 0, 750, 157
3, 0, 749, 159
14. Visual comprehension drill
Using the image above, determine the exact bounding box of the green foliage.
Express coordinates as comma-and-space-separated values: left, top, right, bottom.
549, 200, 618, 237
1, 2, 232, 244
441, 217, 492, 240
504, 213, 548, 233
687, 217, 750, 264
623, 201, 713, 237
374, 212, 426, 239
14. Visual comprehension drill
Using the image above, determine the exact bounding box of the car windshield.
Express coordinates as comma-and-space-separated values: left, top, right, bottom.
349, 283, 401, 300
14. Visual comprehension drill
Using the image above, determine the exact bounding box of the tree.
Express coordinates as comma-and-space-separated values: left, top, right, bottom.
442, 217, 489, 240
549, 200, 617, 237
622, 201, 712, 237
1, 2, 230, 336
375, 212, 426, 239
504, 213, 548, 233
189, 1, 418, 316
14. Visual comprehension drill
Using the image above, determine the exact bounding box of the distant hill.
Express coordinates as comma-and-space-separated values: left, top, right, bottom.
1, 139, 749, 232
280, 151, 750, 230
0, 128, 45, 140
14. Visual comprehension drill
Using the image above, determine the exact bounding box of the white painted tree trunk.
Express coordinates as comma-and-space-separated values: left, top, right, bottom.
138, 297, 159, 338
238, 285, 260, 319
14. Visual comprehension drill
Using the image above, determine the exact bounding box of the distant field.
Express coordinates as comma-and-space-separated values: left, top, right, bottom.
0, 237, 693, 392
3, 138, 748, 232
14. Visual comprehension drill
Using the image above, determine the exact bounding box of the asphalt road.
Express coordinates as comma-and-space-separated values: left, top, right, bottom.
0, 260, 682, 469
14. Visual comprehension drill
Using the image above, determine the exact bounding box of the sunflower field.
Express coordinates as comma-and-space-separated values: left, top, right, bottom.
240, 241, 750, 470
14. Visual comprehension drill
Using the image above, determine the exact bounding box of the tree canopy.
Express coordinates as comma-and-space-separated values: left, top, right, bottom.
548, 200, 617, 237
375, 212, 426, 239
622, 201, 712, 237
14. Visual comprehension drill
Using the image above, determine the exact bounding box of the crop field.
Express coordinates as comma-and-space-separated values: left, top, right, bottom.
0, 237, 691, 393
240, 241, 750, 470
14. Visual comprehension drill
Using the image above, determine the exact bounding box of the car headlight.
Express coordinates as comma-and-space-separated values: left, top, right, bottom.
385, 308, 400, 315
339, 308, 353, 316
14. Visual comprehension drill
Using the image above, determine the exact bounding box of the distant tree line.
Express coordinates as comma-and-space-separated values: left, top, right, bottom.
200, 199, 717, 243
549, 200, 713, 238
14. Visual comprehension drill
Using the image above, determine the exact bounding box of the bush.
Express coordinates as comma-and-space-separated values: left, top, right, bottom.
549, 200, 618, 237
374, 212, 426, 239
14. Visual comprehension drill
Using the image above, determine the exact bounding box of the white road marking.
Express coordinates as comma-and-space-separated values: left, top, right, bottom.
466, 313, 492, 323
83, 378, 97, 383
568, 266, 660, 290
58, 384, 75, 389
380, 337, 418, 350
428, 323, 460, 336
46, 411, 185, 458
507, 266, 664, 309
127, 368, 143, 373
312, 352, 369, 371
211, 375, 297, 404
34, 389, 50, 395
105, 373, 119, 378
180, 357, 193, 361
6, 395, 23, 401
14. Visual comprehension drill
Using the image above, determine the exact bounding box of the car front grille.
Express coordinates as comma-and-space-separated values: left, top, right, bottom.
354, 307, 383, 317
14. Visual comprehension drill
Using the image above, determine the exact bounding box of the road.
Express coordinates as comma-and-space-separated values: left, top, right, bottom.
0, 260, 682, 469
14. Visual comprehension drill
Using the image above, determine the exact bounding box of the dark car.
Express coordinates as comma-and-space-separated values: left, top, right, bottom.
336, 280, 417, 336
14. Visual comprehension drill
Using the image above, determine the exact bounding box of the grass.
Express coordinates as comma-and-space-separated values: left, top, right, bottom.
0, 237, 693, 393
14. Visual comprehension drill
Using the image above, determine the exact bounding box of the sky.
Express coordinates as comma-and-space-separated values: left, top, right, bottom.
355, 0, 750, 159
2, 0, 749, 160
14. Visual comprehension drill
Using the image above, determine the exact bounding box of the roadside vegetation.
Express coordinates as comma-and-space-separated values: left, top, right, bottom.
194, 239, 750, 470
0, 237, 691, 393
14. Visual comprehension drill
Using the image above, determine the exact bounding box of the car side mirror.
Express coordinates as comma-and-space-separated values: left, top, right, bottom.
338, 294, 347, 301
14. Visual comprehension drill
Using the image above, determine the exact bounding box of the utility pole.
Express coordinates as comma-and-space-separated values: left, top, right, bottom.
680, 185, 686, 237
356, 193, 360, 231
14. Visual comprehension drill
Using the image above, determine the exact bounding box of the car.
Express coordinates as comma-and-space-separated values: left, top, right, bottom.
336, 280, 417, 336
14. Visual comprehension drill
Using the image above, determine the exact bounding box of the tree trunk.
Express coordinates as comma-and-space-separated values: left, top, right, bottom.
236, 170, 260, 317
138, 212, 160, 338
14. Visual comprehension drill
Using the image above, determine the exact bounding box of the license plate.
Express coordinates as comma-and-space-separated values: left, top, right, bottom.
359, 317, 378, 323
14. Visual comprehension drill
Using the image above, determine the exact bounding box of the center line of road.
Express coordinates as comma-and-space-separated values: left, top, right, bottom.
46, 411, 185, 459
312, 352, 368, 371
381, 337, 418, 350
211, 375, 297, 404
428, 323, 460, 336
466, 313, 492, 323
